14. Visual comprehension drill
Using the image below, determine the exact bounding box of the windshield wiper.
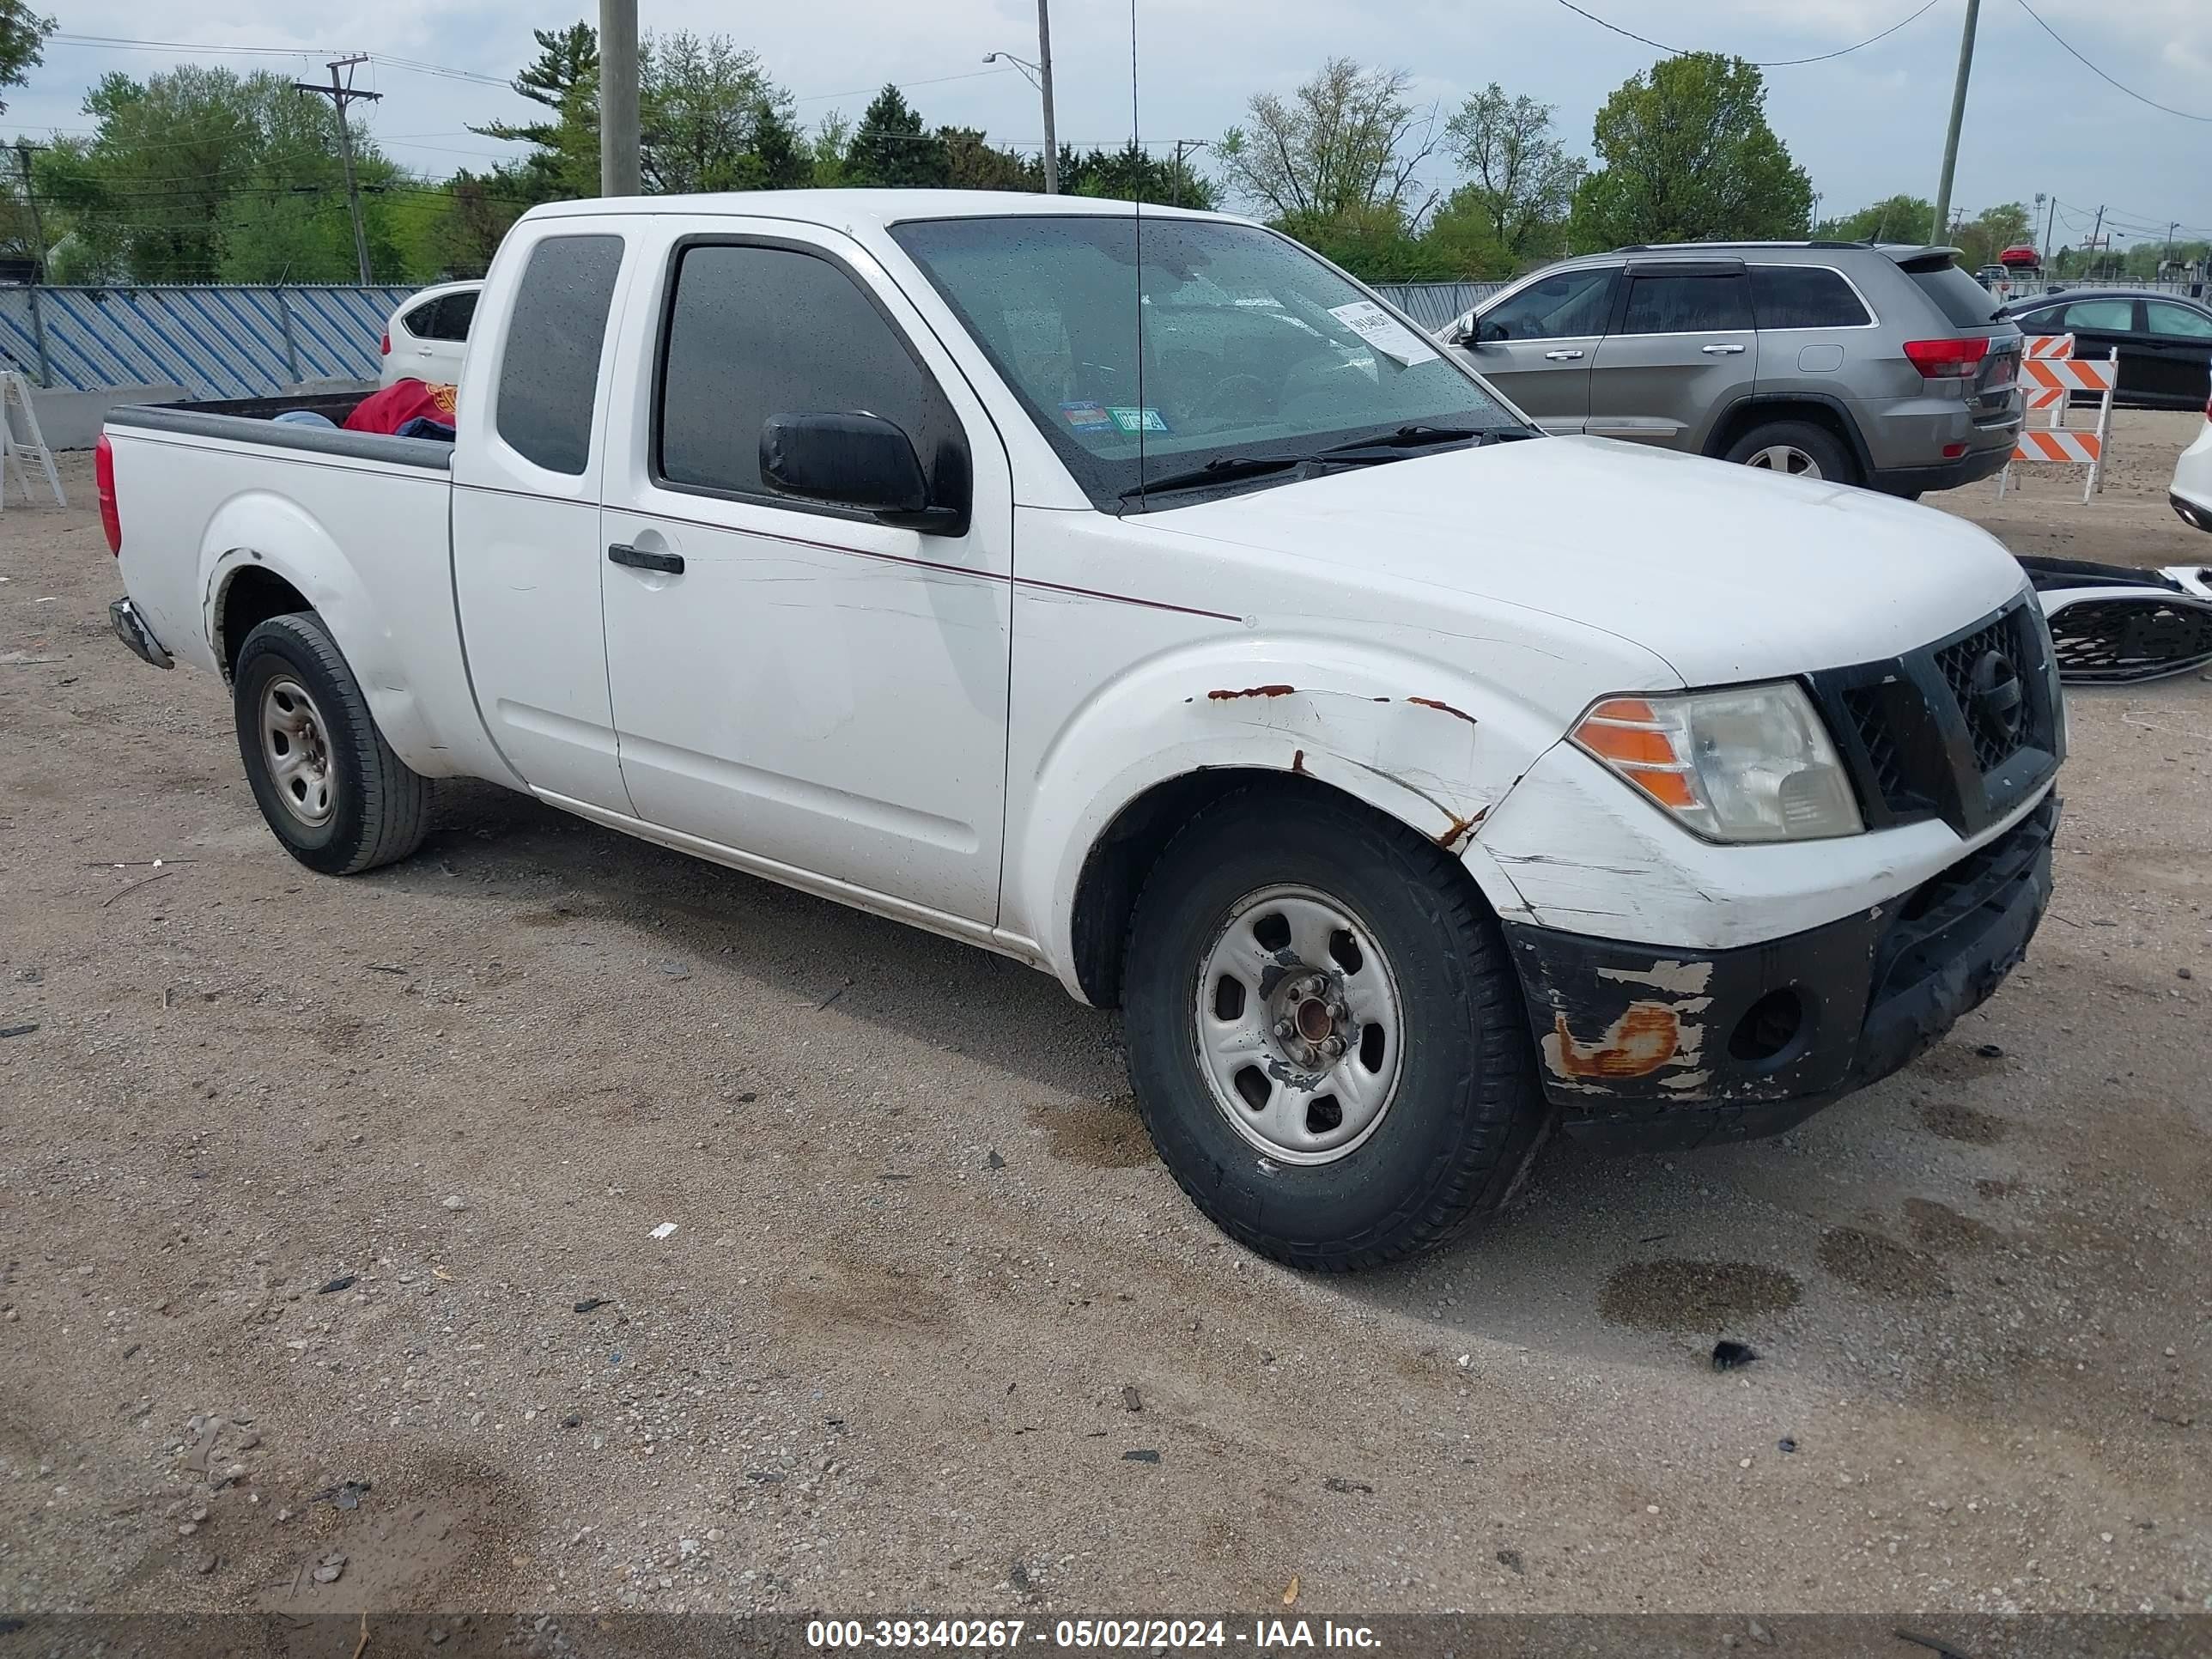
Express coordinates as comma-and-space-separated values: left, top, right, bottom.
1318, 423, 1538, 456
1118, 454, 1318, 501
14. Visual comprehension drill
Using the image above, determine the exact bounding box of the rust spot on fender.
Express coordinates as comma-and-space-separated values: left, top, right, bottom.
1548, 1003, 1682, 1080
1407, 696, 1478, 727
1433, 805, 1487, 849
1207, 684, 1296, 701
1291, 749, 1308, 775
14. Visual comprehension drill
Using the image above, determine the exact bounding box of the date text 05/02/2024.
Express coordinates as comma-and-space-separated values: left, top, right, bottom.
805, 1619, 1382, 1650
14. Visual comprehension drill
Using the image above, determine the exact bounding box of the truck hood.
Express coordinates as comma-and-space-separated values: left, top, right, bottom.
1153, 434, 2027, 686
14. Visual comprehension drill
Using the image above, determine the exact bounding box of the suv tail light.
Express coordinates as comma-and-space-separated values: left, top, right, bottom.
94, 433, 122, 556
1903, 337, 1991, 379
380, 330, 391, 356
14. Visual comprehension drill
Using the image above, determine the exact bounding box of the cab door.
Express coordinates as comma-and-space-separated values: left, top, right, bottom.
1588, 262, 1757, 452
1451, 265, 1617, 433
594, 227, 1012, 925
2141, 299, 2212, 407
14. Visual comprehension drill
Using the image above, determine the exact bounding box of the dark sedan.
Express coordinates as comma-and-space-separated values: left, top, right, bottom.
1999, 288, 2212, 409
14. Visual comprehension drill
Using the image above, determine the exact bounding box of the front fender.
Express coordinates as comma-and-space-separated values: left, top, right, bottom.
1009, 635, 1560, 999
200, 491, 451, 777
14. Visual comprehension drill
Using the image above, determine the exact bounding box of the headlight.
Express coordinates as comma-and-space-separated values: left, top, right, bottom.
1571, 683, 1864, 842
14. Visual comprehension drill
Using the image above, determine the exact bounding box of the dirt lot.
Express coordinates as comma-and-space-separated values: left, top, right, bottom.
2, 413, 2208, 1625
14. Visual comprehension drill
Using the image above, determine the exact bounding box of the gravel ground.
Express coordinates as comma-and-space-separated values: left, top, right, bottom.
1, 418, 2207, 1620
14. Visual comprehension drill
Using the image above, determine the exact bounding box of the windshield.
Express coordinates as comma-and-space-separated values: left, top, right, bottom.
888, 215, 1523, 509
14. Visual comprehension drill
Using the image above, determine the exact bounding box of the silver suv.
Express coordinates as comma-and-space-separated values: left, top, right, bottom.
1440, 243, 2024, 496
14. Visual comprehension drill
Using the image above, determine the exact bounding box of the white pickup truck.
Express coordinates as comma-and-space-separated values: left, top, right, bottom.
100, 191, 2063, 1270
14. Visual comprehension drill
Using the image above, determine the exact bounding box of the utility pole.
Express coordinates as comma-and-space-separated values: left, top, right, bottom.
1930, 0, 1981, 246
1170, 139, 1208, 209
14, 141, 46, 282
2036, 191, 2054, 268
1036, 0, 1059, 195
599, 0, 641, 197
293, 56, 380, 284
2089, 204, 2106, 279
2166, 221, 2179, 274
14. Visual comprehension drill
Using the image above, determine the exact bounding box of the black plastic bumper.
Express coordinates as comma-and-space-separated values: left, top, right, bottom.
1502, 793, 2057, 1154
1869, 438, 2015, 496
2172, 491, 2211, 534
109, 597, 173, 670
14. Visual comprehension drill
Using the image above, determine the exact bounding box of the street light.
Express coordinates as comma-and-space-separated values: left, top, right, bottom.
983, 2, 1058, 194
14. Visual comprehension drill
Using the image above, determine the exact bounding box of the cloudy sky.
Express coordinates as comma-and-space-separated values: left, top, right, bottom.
16, 0, 2212, 251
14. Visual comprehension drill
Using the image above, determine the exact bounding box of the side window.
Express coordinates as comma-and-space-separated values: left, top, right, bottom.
1749, 266, 1872, 329
656, 242, 963, 505
1622, 274, 1753, 335
403, 298, 442, 339
2146, 301, 2212, 339
2060, 298, 2134, 331
442, 289, 481, 341
1479, 268, 1615, 342
495, 234, 623, 476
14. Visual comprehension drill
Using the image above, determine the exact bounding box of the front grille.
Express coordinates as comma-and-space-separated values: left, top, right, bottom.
1811, 596, 2061, 836
2045, 597, 2212, 683
1934, 610, 2037, 773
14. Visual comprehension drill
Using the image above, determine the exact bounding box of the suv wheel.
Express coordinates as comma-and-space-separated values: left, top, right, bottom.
1122, 787, 1549, 1272
1724, 420, 1858, 485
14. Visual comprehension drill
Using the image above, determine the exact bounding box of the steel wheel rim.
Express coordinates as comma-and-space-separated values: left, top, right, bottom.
1746, 444, 1822, 478
259, 676, 336, 828
1190, 884, 1405, 1166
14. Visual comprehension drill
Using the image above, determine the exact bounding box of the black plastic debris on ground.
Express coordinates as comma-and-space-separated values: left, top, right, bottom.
1322, 1475, 1374, 1494
573, 1297, 611, 1314
0, 1024, 36, 1039
1496, 1548, 1525, 1575
316, 1275, 356, 1295
1778, 1437, 1798, 1454
310, 1479, 373, 1510
1711, 1340, 1758, 1372
1122, 1449, 1160, 1464
1976, 1042, 2004, 1059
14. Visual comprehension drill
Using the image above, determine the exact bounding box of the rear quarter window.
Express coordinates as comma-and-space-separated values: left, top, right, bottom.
1906, 261, 2003, 328
495, 235, 623, 476
1749, 265, 1871, 329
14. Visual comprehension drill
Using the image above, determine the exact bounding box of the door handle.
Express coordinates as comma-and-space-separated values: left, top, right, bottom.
1542, 349, 1585, 361
608, 542, 684, 575
1700, 343, 1747, 356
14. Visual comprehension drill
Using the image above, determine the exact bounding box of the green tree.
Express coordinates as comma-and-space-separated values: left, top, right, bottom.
1441, 84, 1582, 264
34, 65, 410, 283
1952, 202, 2033, 270
1057, 143, 1214, 207
1813, 192, 1935, 243
641, 30, 791, 193
844, 85, 946, 187
1569, 53, 1812, 250
1217, 59, 1437, 223
1417, 188, 1515, 277
0, 0, 53, 115
939, 126, 1040, 192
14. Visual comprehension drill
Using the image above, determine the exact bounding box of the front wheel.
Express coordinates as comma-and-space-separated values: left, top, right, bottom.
233, 611, 431, 876
1122, 789, 1547, 1271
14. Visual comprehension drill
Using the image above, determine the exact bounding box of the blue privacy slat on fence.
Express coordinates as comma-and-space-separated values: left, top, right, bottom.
0, 285, 420, 398
1369, 282, 1506, 331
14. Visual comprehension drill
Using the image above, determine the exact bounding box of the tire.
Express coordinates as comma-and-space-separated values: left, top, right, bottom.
1122, 787, 1548, 1271
1723, 420, 1858, 486
232, 610, 431, 876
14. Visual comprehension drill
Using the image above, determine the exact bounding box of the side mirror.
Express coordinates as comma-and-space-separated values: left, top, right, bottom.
759, 411, 967, 534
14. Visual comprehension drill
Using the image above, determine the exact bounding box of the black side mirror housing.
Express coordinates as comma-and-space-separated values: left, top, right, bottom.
759, 412, 967, 535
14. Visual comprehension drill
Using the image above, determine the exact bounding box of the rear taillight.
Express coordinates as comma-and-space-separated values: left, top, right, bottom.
380, 331, 391, 356
1904, 337, 1991, 379
94, 433, 121, 556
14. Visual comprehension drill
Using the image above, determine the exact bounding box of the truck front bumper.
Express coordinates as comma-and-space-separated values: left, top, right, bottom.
1501, 792, 2057, 1153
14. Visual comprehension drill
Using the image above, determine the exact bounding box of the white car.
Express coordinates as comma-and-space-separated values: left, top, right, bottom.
2172, 392, 2212, 532
95, 192, 2063, 1269
378, 279, 482, 387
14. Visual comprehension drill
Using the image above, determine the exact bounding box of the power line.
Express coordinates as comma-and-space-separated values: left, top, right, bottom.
1547, 0, 1949, 67
2008, 0, 2212, 122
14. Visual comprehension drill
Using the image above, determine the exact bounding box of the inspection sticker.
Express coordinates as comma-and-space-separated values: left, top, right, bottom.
1108, 406, 1171, 434
1059, 401, 1115, 432
1327, 300, 1438, 367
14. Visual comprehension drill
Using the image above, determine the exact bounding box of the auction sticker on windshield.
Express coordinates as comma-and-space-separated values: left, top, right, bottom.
1109, 407, 1171, 434
1060, 401, 1114, 433
1327, 300, 1438, 368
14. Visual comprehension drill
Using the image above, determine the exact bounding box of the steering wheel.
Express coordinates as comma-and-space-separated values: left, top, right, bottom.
1194, 373, 1273, 422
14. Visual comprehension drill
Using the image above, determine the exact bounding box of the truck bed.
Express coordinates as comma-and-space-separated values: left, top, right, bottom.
110, 391, 453, 472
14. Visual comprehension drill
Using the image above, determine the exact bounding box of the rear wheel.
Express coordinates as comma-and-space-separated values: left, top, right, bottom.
233, 611, 430, 876
1122, 789, 1548, 1271
1723, 420, 1858, 485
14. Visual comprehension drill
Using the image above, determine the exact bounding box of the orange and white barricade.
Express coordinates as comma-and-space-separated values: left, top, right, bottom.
1997, 342, 2117, 502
